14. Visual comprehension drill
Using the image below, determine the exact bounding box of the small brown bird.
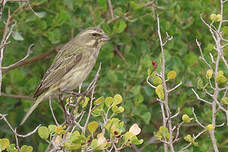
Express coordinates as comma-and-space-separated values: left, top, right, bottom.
20, 27, 109, 125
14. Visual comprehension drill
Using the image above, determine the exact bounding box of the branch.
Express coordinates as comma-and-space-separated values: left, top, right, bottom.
107, 0, 114, 19
168, 82, 182, 93
192, 108, 205, 129
2, 44, 34, 70
178, 130, 206, 152
195, 39, 212, 69
49, 97, 59, 126
0, 92, 33, 99
0, 113, 40, 152
192, 89, 212, 105
2, 47, 58, 73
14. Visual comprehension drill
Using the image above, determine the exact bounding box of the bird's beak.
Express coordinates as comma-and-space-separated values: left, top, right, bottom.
101, 34, 110, 41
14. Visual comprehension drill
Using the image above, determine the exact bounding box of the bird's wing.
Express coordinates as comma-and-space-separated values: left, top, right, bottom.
34, 48, 83, 98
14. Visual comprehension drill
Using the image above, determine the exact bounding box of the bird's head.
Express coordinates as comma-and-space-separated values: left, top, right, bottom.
76, 27, 110, 48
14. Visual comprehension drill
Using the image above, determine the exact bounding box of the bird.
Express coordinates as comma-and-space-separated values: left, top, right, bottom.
20, 27, 109, 125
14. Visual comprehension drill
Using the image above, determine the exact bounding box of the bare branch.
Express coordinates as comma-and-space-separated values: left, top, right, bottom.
192, 108, 205, 128
2, 44, 34, 70
168, 81, 182, 93
107, 0, 114, 18
49, 97, 59, 126
192, 88, 212, 105
1, 92, 33, 99
195, 39, 212, 69
2, 46, 58, 73
146, 76, 156, 89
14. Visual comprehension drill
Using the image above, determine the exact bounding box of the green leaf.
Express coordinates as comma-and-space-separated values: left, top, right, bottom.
47, 29, 61, 44
98, 0, 107, 11
69, 131, 80, 142
130, 136, 144, 145
64, 142, 81, 150
113, 20, 127, 33
7, 144, 18, 152
21, 145, 33, 152
38, 126, 50, 140
88, 121, 99, 134
140, 112, 151, 124
90, 139, 98, 149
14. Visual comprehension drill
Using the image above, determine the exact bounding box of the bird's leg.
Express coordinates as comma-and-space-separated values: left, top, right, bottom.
58, 94, 68, 119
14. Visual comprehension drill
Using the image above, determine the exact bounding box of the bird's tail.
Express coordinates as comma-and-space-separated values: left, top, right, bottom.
20, 94, 46, 126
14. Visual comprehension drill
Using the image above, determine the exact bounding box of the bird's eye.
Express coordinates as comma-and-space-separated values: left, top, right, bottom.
92, 33, 100, 37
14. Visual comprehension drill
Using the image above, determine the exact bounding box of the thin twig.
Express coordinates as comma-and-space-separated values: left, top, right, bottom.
107, 0, 114, 18
168, 81, 182, 93
0, 92, 33, 99
192, 89, 212, 105
178, 130, 206, 152
192, 108, 205, 129
196, 39, 212, 69
49, 97, 59, 126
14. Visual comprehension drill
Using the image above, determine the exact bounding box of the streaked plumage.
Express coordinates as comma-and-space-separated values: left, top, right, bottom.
20, 27, 109, 125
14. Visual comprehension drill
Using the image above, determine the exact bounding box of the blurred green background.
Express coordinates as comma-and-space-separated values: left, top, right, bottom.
0, 0, 227, 151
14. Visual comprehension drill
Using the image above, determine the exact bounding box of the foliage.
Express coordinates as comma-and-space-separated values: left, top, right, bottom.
0, 0, 227, 152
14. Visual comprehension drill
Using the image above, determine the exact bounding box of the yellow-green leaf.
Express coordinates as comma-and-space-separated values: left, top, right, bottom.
123, 132, 135, 142
182, 114, 193, 123
81, 96, 90, 108
64, 142, 81, 150
88, 121, 99, 134
152, 76, 162, 85
206, 124, 215, 131
215, 14, 222, 22
112, 105, 119, 113
210, 13, 217, 21
167, 71, 177, 80
206, 69, 213, 79
113, 94, 122, 105
118, 106, 124, 113
155, 85, 164, 100
0, 138, 10, 151
216, 74, 227, 83
221, 97, 228, 105
55, 126, 66, 135
147, 68, 151, 76
21, 145, 33, 152
105, 97, 114, 107
94, 96, 104, 105
38, 126, 50, 140
48, 125, 57, 134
